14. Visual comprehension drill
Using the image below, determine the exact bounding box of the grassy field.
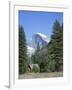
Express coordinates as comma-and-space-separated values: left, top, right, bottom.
19, 72, 63, 79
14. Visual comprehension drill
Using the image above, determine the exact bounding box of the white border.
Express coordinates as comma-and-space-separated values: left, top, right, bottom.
9, 1, 71, 88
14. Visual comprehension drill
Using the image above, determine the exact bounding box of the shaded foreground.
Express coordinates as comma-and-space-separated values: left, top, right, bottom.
19, 72, 63, 79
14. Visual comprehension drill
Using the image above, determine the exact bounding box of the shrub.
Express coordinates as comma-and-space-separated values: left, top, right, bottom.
39, 62, 48, 72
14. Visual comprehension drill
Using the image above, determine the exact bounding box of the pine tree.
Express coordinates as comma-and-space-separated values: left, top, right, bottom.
19, 26, 28, 74
58, 24, 63, 71
47, 20, 63, 72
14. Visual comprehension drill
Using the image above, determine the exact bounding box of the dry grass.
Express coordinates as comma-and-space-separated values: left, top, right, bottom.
19, 72, 63, 79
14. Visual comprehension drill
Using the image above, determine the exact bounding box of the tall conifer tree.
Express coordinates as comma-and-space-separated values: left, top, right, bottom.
19, 26, 28, 74
47, 20, 63, 72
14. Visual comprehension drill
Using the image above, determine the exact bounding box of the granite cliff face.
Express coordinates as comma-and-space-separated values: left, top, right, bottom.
33, 33, 49, 50
27, 33, 49, 57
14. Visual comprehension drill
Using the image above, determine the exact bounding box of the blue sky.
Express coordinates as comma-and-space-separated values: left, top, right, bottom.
19, 10, 63, 41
